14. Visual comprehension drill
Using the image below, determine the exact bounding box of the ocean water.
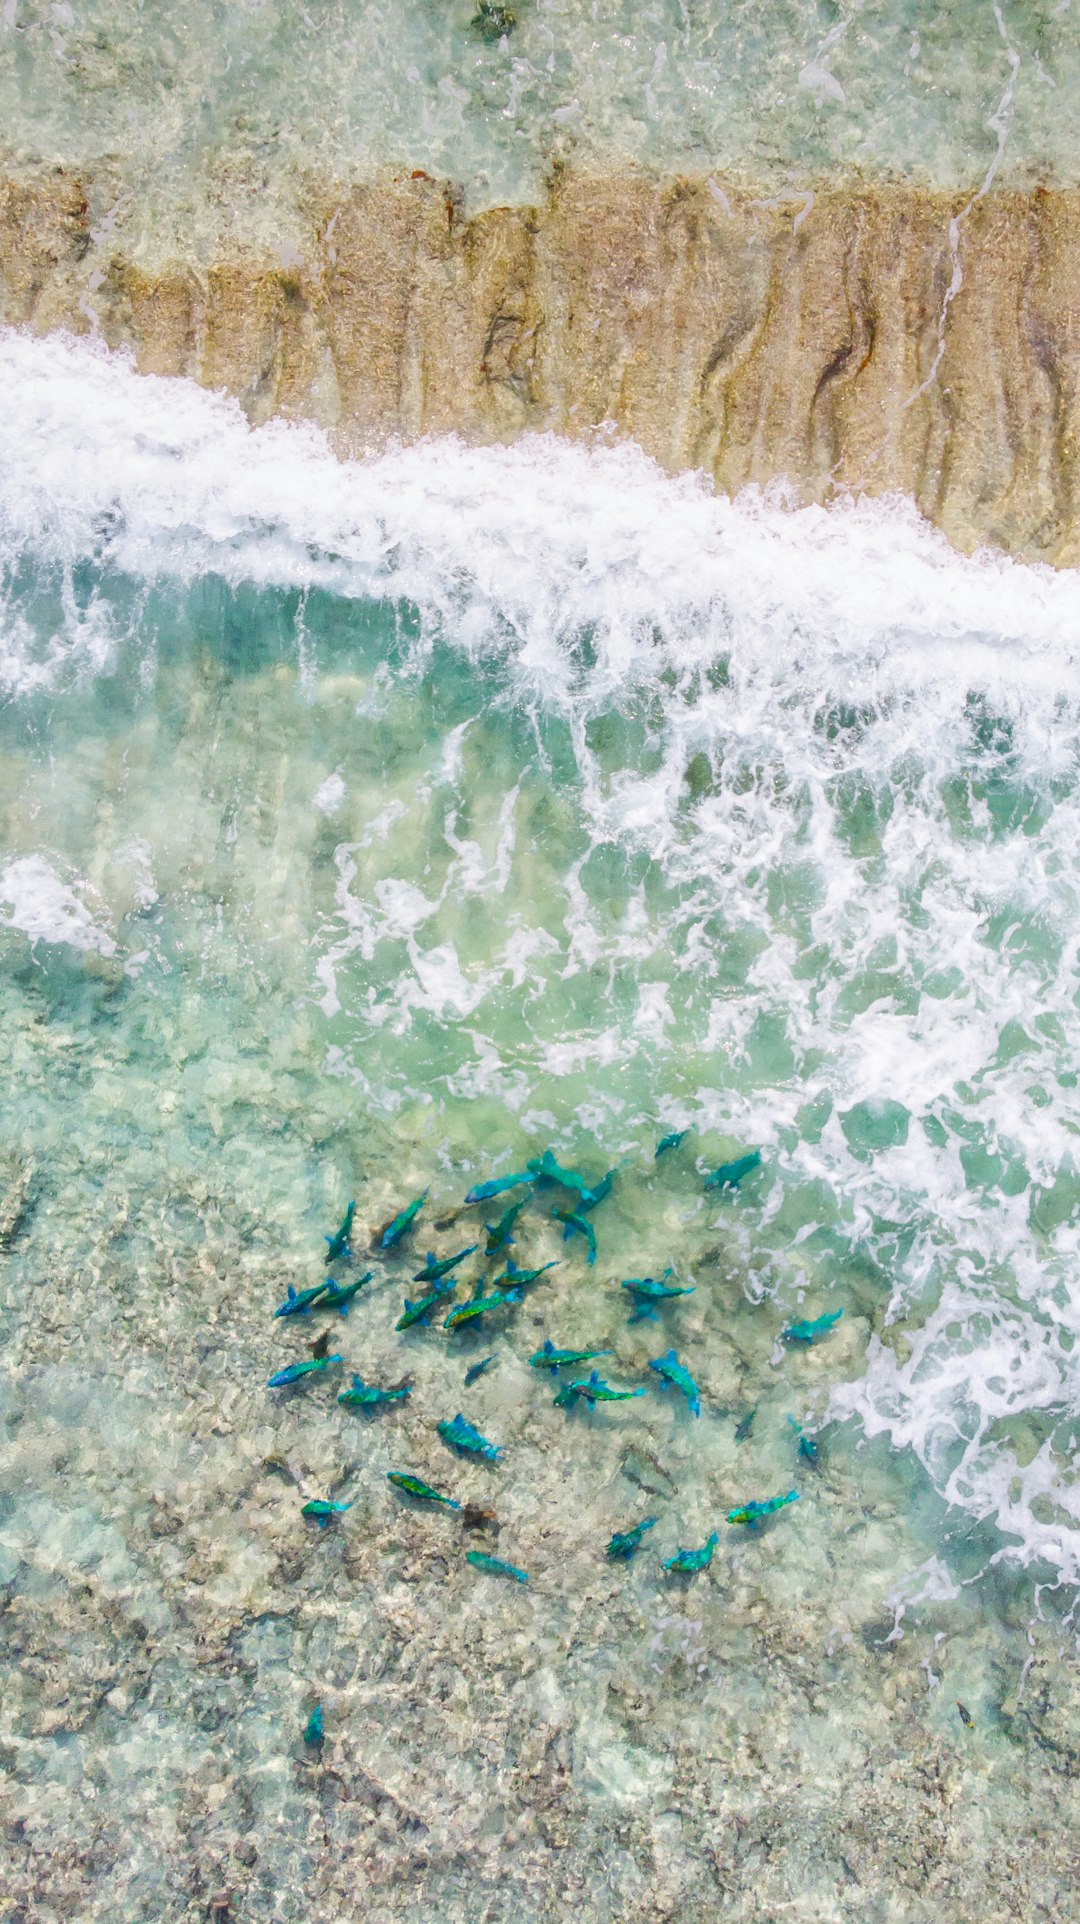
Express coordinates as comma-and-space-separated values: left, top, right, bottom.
4, 331, 1080, 1916
0, 0, 1077, 254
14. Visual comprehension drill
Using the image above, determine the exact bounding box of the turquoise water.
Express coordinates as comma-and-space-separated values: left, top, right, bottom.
0, 0, 1076, 253
4, 334, 1080, 1915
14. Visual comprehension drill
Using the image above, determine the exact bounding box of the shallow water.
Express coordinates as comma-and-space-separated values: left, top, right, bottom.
3, 333, 1080, 1918
1, 0, 1078, 251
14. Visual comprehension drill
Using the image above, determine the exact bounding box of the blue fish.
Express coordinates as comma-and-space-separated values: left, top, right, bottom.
663, 1531, 719, 1574
655, 1129, 690, 1158
782, 1308, 843, 1346
324, 1201, 355, 1263
621, 1275, 694, 1323
396, 1278, 455, 1330
268, 1354, 342, 1388
379, 1190, 428, 1249
337, 1372, 413, 1408
413, 1245, 478, 1283
464, 1170, 533, 1204
321, 1271, 374, 1315
705, 1150, 762, 1190
606, 1517, 658, 1560
529, 1339, 614, 1374
274, 1281, 332, 1319
466, 1549, 528, 1583
649, 1348, 701, 1418
552, 1207, 596, 1264
303, 1704, 324, 1747
728, 1489, 799, 1528
437, 1413, 503, 1462
484, 1199, 527, 1254
787, 1415, 820, 1466
301, 1497, 353, 1526
464, 1355, 497, 1386
576, 1168, 616, 1214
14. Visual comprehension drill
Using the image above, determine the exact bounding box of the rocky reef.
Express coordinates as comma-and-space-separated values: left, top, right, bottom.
4, 166, 1080, 562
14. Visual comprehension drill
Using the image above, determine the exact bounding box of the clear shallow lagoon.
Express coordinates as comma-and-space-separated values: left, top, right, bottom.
3, 334, 1080, 1916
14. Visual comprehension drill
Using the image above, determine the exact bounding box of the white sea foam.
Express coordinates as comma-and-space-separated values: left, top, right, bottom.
5, 329, 1080, 1591
0, 855, 116, 956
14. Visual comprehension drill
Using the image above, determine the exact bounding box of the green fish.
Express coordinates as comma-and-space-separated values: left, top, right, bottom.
386, 1472, 460, 1509
337, 1372, 412, 1408
268, 1354, 342, 1388
606, 1517, 658, 1560
466, 1549, 528, 1583
552, 1207, 596, 1264
782, 1308, 843, 1345
379, 1190, 428, 1250
301, 1498, 353, 1526
492, 1258, 558, 1291
663, 1532, 719, 1574
655, 1129, 690, 1158
727, 1489, 800, 1528
484, 1199, 527, 1255
437, 1413, 503, 1462
705, 1150, 762, 1190
303, 1704, 324, 1747
529, 1339, 614, 1374
324, 1201, 355, 1263
396, 1278, 455, 1330
557, 1370, 644, 1408
443, 1286, 520, 1330
413, 1245, 477, 1283
321, 1271, 374, 1315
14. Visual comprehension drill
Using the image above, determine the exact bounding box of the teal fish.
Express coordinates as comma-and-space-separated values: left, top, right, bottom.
464, 1170, 533, 1204
464, 1355, 496, 1386
379, 1190, 428, 1250
664, 1532, 719, 1574
274, 1281, 332, 1319
301, 1498, 352, 1526
552, 1207, 596, 1264
782, 1308, 843, 1345
303, 1704, 324, 1747
528, 1148, 592, 1195
396, 1278, 455, 1330
787, 1414, 820, 1466
606, 1517, 658, 1560
705, 1150, 761, 1190
529, 1339, 614, 1374
734, 1407, 757, 1443
575, 1168, 615, 1214
321, 1270, 374, 1315
337, 1372, 412, 1408
466, 1549, 528, 1583
484, 1199, 527, 1254
437, 1412, 503, 1462
268, 1354, 342, 1388
443, 1286, 520, 1329
324, 1201, 355, 1263
621, 1275, 694, 1323
413, 1245, 478, 1283
387, 1472, 460, 1508
655, 1129, 690, 1158
560, 1370, 644, 1407
649, 1348, 701, 1418
728, 1489, 800, 1528
494, 1257, 558, 1291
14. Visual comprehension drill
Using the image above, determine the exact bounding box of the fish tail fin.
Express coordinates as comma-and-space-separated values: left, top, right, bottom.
505, 1287, 522, 1304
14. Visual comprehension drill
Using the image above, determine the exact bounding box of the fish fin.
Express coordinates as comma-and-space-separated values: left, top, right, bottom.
662, 1347, 677, 1363
505, 1287, 522, 1304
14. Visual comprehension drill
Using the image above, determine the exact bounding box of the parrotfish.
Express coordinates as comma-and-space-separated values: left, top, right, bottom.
727, 1489, 800, 1528
552, 1207, 596, 1264
413, 1245, 478, 1283
303, 1704, 324, 1747
321, 1270, 374, 1314
484, 1198, 527, 1254
464, 1170, 533, 1204
464, 1355, 496, 1386
956, 1701, 974, 1730
705, 1150, 762, 1190
621, 1275, 694, 1322
787, 1414, 820, 1465
437, 1413, 503, 1462
607, 1517, 658, 1560
576, 1169, 616, 1213
560, 1370, 644, 1407
337, 1372, 412, 1408
268, 1354, 342, 1388
655, 1129, 690, 1158
324, 1201, 355, 1263
781, 1307, 843, 1345
529, 1339, 614, 1374
274, 1281, 331, 1319
443, 1286, 520, 1330
379, 1190, 428, 1250
466, 1549, 528, 1583
735, 1407, 757, 1443
387, 1472, 460, 1508
494, 1257, 558, 1291
664, 1532, 719, 1574
528, 1148, 592, 1194
301, 1498, 353, 1525
396, 1278, 455, 1330
649, 1348, 701, 1418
